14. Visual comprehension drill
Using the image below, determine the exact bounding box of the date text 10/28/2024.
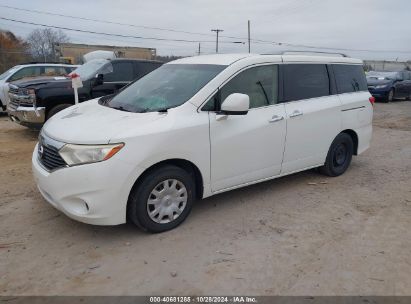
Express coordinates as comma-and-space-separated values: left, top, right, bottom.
149, 296, 257, 303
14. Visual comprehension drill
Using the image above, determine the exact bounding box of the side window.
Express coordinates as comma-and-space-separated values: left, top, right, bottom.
202, 92, 219, 111
135, 62, 162, 79
43, 67, 68, 77
65, 66, 76, 74
400, 71, 410, 80
333, 64, 368, 94
283, 64, 330, 101
104, 62, 134, 82
9, 67, 41, 82
220, 65, 279, 109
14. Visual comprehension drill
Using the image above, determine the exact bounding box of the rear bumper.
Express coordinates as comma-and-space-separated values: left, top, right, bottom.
8, 106, 45, 128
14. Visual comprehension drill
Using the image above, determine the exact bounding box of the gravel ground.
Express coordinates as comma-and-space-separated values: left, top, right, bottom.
0, 101, 410, 296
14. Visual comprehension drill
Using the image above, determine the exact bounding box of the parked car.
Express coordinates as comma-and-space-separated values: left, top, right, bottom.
367, 70, 411, 102
7, 58, 162, 128
32, 53, 373, 232
0, 63, 77, 111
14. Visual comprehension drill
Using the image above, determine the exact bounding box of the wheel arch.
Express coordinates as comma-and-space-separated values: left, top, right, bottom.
128, 158, 204, 202
341, 129, 359, 155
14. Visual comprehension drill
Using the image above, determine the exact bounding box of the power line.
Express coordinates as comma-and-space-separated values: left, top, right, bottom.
1, 13, 410, 55
0, 16, 241, 45
0, 4, 219, 38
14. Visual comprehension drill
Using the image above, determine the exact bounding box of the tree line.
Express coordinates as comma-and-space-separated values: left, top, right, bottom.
0, 28, 69, 73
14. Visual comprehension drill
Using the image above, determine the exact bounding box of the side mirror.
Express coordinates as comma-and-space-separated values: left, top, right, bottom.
219, 93, 249, 115
94, 73, 104, 85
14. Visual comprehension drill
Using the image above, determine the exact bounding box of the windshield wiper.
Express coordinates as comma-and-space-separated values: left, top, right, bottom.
136, 107, 169, 113
111, 106, 132, 112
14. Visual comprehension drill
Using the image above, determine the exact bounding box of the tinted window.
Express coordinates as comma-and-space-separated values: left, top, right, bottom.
9, 67, 42, 82
220, 65, 279, 109
400, 71, 411, 80
104, 62, 134, 82
283, 64, 330, 101
65, 66, 77, 74
333, 65, 367, 93
135, 62, 162, 79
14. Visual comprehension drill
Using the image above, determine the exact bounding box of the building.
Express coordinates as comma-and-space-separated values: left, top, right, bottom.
54, 43, 156, 64
364, 60, 411, 71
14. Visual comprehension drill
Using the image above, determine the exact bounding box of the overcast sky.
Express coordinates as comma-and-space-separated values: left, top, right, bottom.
0, 0, 410, 60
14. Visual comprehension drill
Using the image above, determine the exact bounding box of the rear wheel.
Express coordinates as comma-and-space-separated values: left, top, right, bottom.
46, 104, 72, 120
127, 165, 195, 233
320, 133, 354, 177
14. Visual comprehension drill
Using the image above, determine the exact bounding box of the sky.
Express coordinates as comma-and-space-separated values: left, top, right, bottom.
0, 0, 410, 60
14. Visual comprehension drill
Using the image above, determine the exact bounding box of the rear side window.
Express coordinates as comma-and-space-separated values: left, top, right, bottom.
333, 64, 367, 94
43, 67, 69, 77
135, 62, 162, 79
104, 62, 134, 82
283, 64, 330, 101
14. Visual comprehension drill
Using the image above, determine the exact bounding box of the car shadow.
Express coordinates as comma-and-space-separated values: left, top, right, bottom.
57, 168, 324, 239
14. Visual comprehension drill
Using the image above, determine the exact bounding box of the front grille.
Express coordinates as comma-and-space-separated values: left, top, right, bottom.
8, 99, 19, 111
38, 136, 67, 171
18, 101, 33, 107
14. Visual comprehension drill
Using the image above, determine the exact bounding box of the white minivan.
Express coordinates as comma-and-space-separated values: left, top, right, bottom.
32, 53, 373, 232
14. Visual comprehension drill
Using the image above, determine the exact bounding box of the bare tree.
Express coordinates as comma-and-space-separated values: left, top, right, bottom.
26, 28, 69, 62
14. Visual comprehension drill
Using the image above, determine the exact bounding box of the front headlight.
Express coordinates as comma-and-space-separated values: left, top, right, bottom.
16, 88, 36, 104
375, 84, 388, 89
59, 143, 124, 166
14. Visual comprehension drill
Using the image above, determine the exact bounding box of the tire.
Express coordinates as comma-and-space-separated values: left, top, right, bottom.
127, 165, 195, 233
386, 88, 394, 103
46, 104, 72, 120
319, 133, 354, 177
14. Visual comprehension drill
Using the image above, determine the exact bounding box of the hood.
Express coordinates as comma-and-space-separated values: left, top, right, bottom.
11, 76, 72, 89
42, 99, 166, 144
366, 77, 393, 86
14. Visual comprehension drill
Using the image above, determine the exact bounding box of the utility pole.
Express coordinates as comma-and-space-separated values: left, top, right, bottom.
248, 20, 251, 53
198, 43, 201, 56
211, 29, 223, 53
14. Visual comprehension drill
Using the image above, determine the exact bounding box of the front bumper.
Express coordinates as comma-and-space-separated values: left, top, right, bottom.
32, 143, 143, 225
368, 87, 390, 99
8, 106, 45, 128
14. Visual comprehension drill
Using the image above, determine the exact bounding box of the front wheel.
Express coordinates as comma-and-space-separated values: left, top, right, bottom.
127, 165, 195, 233
319, 133, 354, 177
46, 104, 73, 120
386, 88, 394, 103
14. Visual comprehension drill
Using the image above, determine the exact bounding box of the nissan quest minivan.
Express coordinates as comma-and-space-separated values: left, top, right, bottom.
32, 53, 373, 232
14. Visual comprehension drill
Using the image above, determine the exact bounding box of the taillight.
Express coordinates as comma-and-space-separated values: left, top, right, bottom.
369, 96, 375, 106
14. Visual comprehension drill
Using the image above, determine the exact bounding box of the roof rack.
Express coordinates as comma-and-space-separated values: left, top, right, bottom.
281, 51, 349, 58
19, 62, 76, 65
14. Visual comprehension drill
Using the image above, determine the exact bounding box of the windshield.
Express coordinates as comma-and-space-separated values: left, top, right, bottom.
367, 71, 398, 80
0, 66, 20, 81
71, 59, 113, 81
107, 64, 226, 113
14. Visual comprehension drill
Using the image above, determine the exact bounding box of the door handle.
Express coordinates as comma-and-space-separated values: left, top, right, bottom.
289, 110, 303, 118
268, 115, 284, 123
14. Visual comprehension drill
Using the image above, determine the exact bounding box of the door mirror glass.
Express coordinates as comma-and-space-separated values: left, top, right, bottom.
94, 73, 104, 85
220, 93, 249, 115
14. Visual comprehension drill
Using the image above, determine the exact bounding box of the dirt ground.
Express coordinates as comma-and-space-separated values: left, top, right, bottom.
0, 101, 410, 296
